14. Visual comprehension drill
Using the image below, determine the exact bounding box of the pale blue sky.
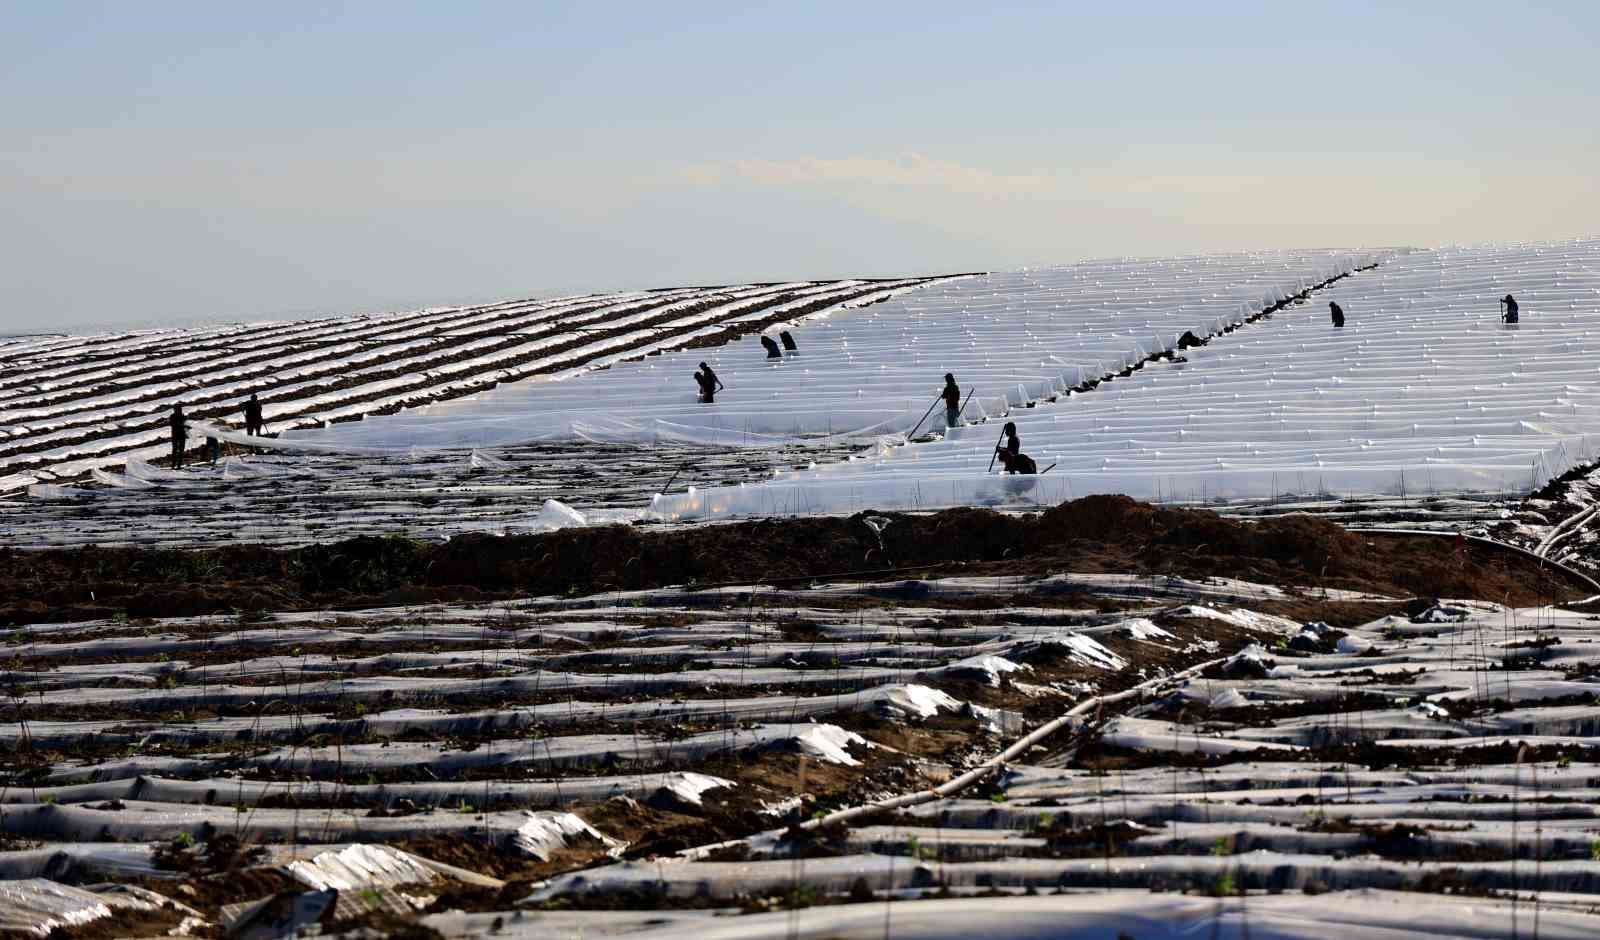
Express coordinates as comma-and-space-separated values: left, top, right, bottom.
3, 1, 1596, 331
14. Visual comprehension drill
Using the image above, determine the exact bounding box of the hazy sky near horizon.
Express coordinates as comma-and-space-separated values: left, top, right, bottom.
3, 1, 1598, 331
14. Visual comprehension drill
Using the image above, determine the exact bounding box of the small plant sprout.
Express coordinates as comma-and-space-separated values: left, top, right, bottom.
1215, 871, 1237, 896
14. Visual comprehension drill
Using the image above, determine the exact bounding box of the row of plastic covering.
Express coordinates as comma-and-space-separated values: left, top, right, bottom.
285, 251, 1382, 449
652, 238, 1600, 518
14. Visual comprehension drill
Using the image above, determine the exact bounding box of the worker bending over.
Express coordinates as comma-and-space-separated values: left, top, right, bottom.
695, 362, 725, 403
995, 421, 1038, 474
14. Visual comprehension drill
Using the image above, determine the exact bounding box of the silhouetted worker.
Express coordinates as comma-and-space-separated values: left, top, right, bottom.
996, 421, 1020, 463
696, 361, 725, 403
701, 362, 724, 393
169, 404, 187, 469
780, 330, 798, 354
206, 435, 221, 466
760, 335, 782, 359
997, 450, 1038, 474
1329, 301, 1345, 328
243, 392, 263, 436
1501, 294, 1519, 324
942, 373, 962, 429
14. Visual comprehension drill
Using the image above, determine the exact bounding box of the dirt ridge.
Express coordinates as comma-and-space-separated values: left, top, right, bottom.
0, 495, 1582, 625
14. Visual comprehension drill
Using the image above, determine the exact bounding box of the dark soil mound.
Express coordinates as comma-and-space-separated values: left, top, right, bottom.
1035, 496, 1363, 574
1037, 494, 1161, 543
0, 498, 1585, 624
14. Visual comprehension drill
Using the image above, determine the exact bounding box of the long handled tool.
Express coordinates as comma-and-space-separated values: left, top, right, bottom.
906, 394, 943, 440
986, 428, 1007, 473
1039, 462, 1057, 474
909, 387, 976, 440
660, 462, 691, 495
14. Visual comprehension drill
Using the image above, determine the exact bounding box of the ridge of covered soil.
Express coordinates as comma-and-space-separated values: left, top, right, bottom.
0, 496, 1582, 625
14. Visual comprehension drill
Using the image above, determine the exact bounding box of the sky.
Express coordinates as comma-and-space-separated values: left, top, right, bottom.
3, 1, 1597, 332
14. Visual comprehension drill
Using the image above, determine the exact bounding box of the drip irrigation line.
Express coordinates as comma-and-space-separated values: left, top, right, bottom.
674, 650, 1233, 862
1535, 500, 1600, 562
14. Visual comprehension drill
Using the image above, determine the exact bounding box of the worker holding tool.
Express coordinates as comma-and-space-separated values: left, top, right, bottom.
243, 392, 264, 436
991, 421, 1037, 474
942, 373, 962, 429
996, 421, 1020, 463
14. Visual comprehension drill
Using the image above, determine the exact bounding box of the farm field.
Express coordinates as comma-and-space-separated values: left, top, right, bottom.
637, 239, 1600, 522
288, 248, 1384, 449
12, 0, 1598, 933
3, 500, 1600, 937
0, 442, 855, 550
8, 240, 1600, 938
0, 276, 950, 494
14, 241, 1600, 568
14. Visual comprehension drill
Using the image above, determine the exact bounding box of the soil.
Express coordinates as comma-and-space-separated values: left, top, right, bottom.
45, 906, 193, 940
1, 496, 1584, 626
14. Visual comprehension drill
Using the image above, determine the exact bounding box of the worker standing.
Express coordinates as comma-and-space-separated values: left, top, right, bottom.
780, 330, 798, 355
1329, 301, 1345, 328
942, 373, 962, 429
170, 404, 188, 469
760, 335, 782, 359
1501, 294, 1519, 324
243, 392, 263, 436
